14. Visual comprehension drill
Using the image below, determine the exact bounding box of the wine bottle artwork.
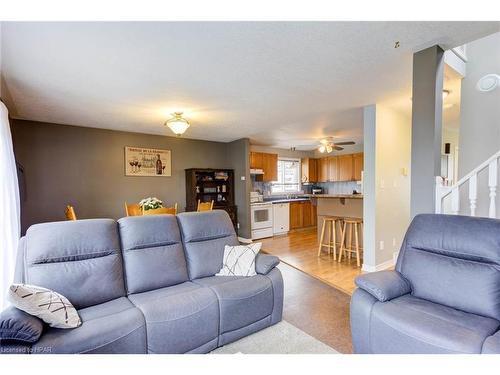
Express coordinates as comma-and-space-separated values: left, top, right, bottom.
125, 146, 171, 177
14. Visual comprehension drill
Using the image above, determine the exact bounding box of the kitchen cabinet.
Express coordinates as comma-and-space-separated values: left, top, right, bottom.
317, 157, 329, 182
353, 153, 364, 181
250, 152, 263, 169
250, 152, 278, 182
338, 154, 354, 181
327, 156, 339, 182
289, 200, 317, 229
301, 158, 317, 183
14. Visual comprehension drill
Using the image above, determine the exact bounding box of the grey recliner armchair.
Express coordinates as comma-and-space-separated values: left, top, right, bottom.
351, 214, 500, 354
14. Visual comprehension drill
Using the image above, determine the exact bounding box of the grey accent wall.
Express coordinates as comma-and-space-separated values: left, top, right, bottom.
458, 32, 500, 217
227, 138, 252, 238
410, 45, 445, 218
11, 119, 245, 234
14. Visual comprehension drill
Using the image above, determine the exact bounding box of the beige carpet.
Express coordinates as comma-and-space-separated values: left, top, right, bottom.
211, 320, 339, 354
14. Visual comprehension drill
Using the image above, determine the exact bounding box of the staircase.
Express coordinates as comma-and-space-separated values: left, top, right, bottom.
435, 150, 500, 219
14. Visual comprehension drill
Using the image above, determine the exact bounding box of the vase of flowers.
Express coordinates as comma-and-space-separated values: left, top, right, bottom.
139, 197, 163, 211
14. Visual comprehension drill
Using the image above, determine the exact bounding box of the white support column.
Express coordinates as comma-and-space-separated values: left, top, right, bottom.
468, 174, 477, 217
451, 187, 460, 215
488, 160, 498, 218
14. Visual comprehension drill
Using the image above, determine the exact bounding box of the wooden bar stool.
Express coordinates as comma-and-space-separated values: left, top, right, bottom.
317, 216, 343, 259
338, 217, 363, 267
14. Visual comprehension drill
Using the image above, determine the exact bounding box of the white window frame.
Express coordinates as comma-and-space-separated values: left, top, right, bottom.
271, 157, 301, 194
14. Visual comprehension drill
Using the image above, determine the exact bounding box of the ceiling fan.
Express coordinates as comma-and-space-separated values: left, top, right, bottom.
318, 137, 355, 153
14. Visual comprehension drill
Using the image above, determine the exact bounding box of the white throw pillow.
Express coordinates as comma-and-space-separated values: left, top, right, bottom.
8, 284, 82, 329
216, 243, 262, 277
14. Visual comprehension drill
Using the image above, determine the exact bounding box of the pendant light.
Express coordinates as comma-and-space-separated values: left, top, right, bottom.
165, 112, 190, 136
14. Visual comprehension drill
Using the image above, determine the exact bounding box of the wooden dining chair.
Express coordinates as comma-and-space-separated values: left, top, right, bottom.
65, 205, 77, 221
142, 203, 178, 216
124, 202, 142, 217
197, 200, 214, 212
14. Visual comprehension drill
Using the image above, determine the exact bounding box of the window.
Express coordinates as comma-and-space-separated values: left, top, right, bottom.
271, 158, 301, 194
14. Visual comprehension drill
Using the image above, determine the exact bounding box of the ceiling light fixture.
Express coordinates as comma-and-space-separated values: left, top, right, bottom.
165, 112, 190, 136
317, 138, 355, 153
476, 74, 500, 92
319, 145, 326, 153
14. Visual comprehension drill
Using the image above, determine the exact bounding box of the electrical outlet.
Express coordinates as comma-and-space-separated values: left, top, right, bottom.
379, 240, 385, 250
392, 238, 397, 247
241, 176, 246, 181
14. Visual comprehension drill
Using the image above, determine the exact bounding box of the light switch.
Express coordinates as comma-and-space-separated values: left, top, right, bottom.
241, 176, 246, 181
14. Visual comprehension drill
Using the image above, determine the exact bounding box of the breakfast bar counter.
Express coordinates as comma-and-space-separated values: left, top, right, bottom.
312, 194, 363, 244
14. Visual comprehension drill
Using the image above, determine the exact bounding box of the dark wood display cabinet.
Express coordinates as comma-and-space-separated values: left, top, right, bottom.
185, 168, 237, 228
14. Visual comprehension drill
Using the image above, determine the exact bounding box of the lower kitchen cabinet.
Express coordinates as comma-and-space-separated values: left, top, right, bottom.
289, 200, 317, 229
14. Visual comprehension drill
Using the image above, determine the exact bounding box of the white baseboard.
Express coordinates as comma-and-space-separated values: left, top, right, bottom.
361, 258, 395, 273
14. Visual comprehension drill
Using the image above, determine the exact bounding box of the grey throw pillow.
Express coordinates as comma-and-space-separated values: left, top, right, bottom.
0, 306, 44, 344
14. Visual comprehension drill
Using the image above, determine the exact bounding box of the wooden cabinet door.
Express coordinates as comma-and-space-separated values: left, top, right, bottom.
289, 202, 303, 229
353, 153, 364, 181
301, 158, 318, 183
250, 152, 263, 169
327, 156, 339, 182
311, 202, 317, 226
309, 159, 318, 182
317, 158, 328, 182
338, 154, 354, 181
262, 153, 278, 182
302, 201, 313, 227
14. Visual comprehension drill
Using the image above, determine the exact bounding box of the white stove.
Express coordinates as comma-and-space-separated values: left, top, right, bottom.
250, 201, 274, 239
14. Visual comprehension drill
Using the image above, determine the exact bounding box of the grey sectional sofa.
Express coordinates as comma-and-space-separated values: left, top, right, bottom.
0, 210, 283, 354
351, 214, 500, 354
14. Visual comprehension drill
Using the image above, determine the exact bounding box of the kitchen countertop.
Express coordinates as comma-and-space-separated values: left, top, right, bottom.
253, 194, 363, 205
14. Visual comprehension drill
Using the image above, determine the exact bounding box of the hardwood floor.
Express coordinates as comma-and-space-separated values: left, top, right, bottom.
279, 262, 352, 353
261, 227, 363, 295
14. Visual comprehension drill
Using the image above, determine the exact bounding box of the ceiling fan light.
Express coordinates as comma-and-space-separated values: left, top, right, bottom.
165, 112, 190, 136
326, 145, 333, 153
319, 145, 326, 153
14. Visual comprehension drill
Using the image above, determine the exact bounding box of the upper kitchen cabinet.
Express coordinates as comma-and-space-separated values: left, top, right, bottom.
353, 152, 364, 181
301, 158, 317, 183
250, 151, 264, 169
317, 157, 329, 182
250, 151, 278, 182
338, 154, 354, 181
327, 156, 339, 182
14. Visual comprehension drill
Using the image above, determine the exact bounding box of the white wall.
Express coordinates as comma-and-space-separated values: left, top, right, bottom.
458, 32, 500, 217
363, 103, 412, 270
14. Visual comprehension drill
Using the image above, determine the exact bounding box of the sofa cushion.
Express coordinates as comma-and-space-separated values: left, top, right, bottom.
128, 282, 219, 353
24, 219, 126, 309
177, 211, 239, 279
194, 275, 274, 334
32, 297, 147, 354
118, 215, 189, 293
370, 294, 500, 354
397, 214, 500, 320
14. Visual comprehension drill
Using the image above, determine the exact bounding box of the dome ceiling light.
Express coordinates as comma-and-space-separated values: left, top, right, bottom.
165, 112, 190, 136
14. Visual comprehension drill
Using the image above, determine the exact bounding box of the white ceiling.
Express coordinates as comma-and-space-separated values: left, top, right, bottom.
1, 22, 498, 149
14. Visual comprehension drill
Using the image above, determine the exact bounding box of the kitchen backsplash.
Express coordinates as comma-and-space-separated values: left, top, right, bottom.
252, 180, 361, 196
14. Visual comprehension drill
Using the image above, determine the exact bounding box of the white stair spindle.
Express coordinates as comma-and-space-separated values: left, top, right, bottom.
451, 187, 460, 215
488, 160, 497, 218
468, 174, 477, 216
435, 176, 443, 214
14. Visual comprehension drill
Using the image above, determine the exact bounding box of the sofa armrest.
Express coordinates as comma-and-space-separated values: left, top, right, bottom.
0, 306, 44, 344
255, 254, 280, 275
355, 270, 411, 302
482, 330, 500, 354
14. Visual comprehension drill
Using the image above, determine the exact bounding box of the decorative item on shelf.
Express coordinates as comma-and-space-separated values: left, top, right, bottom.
214, 171, 229, 180
165, 112, 190, 136
139, 197, 163, 211
204, 187, 217, 193
196, 186, 200, 193
221, 184, 226, 193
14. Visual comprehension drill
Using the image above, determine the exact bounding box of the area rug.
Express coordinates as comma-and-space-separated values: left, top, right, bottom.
211, 320, 339, 354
